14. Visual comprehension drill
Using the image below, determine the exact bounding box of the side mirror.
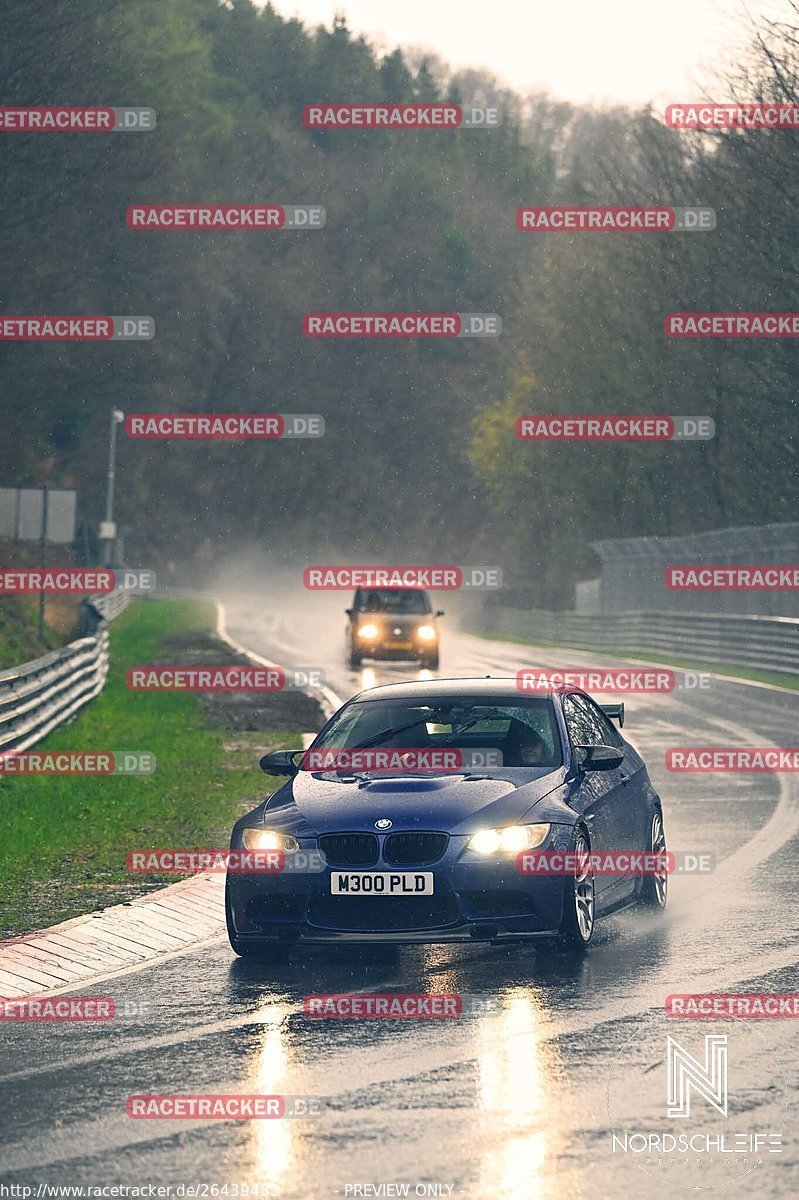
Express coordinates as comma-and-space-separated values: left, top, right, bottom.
435, 610, 445, 617
259, 749, 302, 777
576, 744, 624, 772
345, 608, 354, 617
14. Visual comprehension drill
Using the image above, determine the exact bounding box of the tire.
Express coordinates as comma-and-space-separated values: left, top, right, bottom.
557, 826, 595, 949
347, 648, 362, 669
638, 806, 668, 912
420, 650, 439, 670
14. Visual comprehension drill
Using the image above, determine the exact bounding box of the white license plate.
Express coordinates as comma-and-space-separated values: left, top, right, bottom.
331, 871, 434, 896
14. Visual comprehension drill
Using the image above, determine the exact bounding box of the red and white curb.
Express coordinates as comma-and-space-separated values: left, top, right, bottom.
0, 872, 225, 998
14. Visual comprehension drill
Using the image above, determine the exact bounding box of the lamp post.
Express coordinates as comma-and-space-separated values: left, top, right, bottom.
100, 409, 125, 566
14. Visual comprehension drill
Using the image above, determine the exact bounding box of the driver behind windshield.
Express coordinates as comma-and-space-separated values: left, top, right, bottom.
360, 589, 428, 614
311, 699, 560, 768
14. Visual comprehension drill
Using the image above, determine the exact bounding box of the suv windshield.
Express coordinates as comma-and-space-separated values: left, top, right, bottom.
354, 589, 430, 614
310, 695, 562, 768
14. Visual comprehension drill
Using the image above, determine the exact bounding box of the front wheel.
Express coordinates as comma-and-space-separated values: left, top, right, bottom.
638, 807, 668, 912
557, 827, 595, 949
347, 648, 362, 669
420, 650, 439, 670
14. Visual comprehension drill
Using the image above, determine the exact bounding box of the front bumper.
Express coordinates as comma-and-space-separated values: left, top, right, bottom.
227, 844, 569, 945
354, 641, 437, 661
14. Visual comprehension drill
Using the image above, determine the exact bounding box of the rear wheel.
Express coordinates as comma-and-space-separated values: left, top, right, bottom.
557, 827, 595, 949
639, 806, 668, 911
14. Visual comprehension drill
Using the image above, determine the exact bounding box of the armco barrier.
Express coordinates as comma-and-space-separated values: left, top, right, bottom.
461, 605, 799, 677
0, 589, 130, 754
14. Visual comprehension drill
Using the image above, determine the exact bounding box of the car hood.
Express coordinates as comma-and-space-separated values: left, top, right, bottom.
267, 767, 568, 835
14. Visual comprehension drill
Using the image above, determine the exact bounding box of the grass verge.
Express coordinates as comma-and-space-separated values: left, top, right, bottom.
0, 599, 302, 938
0, 596, 62, 666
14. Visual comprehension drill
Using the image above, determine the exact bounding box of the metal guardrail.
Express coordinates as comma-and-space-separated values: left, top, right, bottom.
0, 590, 131, 754
93, 588, 131, 622
589, 521, 799, 617
462, 605, 799, 677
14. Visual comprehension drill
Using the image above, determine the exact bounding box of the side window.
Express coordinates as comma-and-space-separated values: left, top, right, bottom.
579, 695, 624, 749
562, 694, 598, 747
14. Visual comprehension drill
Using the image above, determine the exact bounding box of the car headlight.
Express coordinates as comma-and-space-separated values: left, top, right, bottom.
357, 624, 379, 639
467, 825, 550, 855
241, 829, 300, 853
416, 625, 436, 640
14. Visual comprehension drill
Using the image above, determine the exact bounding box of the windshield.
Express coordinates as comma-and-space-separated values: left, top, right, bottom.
354, 589, 431, 614
310, 695, 562, 768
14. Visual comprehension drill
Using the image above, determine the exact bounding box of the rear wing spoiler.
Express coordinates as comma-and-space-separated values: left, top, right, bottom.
600, 703, 625, 728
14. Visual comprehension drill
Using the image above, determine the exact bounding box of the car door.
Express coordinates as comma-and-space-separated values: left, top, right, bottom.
561, 693, 634, 906
580, 693, 651, 854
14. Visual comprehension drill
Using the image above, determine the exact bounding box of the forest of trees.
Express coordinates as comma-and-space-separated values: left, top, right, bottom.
1, 0, 797, 605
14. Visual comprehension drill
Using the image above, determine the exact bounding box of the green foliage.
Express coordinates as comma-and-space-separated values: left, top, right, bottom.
0, 2, 796, 601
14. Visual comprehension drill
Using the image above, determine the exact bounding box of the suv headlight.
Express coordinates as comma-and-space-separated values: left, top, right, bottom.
357, 624, 379, 639
242, 829, 300, 853
467, 825, 550, 855
416, 625, 436, 640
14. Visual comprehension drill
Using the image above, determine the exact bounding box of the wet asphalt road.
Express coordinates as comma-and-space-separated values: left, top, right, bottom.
1, 592, 798, 1197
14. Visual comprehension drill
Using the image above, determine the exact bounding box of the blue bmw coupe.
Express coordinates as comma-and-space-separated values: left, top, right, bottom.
225, 678, 667, 956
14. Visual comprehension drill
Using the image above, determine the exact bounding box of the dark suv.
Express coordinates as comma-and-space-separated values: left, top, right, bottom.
345, 588, 443, 670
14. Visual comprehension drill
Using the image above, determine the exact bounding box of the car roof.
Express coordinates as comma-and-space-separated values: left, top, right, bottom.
350, 676, 561, 702
354, 587, 428, 595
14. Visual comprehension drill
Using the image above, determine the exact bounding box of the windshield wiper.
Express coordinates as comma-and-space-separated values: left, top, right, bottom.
348, 715, 432, 751
328, 704, 506, 759
439, 706, 505, 745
